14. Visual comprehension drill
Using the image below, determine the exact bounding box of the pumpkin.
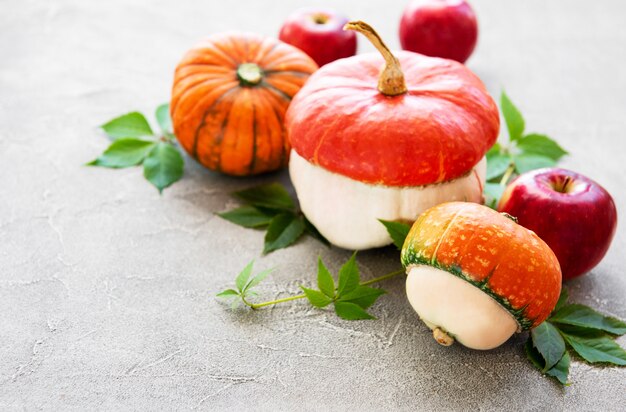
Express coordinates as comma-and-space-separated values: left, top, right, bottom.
285, 21, 500, 250
170, 32, 318, 176
402, 202, 562, 350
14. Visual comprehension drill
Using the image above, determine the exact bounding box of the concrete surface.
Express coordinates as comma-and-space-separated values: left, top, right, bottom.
1, 0, 625, 410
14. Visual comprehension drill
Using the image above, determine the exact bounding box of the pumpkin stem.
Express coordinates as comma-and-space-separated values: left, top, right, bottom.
344, 21, 407, 96
237, 63, 263, 87
433, 327, 455, 346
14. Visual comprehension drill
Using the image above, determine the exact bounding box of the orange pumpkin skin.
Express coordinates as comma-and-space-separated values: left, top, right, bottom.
171, 33, 318, 176
402, 202, 562, 329
285, 51, 499, 186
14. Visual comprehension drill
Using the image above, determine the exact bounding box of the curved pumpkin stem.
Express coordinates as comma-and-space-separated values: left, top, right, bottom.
344, 21, 407, 97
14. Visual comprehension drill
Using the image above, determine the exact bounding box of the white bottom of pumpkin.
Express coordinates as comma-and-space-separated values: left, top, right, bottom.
405, 264, 519, 350
288, 149, 486, 250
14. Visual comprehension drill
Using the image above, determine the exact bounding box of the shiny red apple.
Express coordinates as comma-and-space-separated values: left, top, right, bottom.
498, 168, 617, 281
399, 0, 478, 63
278, 8, 357, 67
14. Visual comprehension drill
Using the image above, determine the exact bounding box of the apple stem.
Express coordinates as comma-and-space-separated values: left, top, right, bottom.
559, 176, 572, 193
343, 21, 407, 96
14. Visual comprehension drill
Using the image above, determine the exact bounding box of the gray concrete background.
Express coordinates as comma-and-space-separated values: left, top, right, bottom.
1, 0, 625, 410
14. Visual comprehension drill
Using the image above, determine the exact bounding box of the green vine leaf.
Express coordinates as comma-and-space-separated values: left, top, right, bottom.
531, 322, 566, 371
88, 138, 155, 168
483, 183, 505, 209
554, 288, 569, 312
91, 105, 184, 192
516, 133, 568, 161
561, 330, 626, 366
155, 103, 174, 138
546, 350, 571, 385
218, 206, 275, 228
525, 339, 570, 385
501, 91, 525, 142
524, 287, 626, 384
219, 183, 329, 254
338, 285, 386, 309
301, 287, 332, 308
317, 258, 335, 298
143, 141, 184, 193
217, 261, 275, 308
514, 153, 556, 174
550, 304, 626, 335
485, 91, 568, 204
101, 112, 154, 140
337, 253, 360, 296
244, 269, 273, 292
334, 301, 375, 320
217, 255, 390, 321
216, 289, 239, 298
263, 213, 306, 254
378, 219, 411, 250
234, 183, 295, 211
235, 261, 255, 293
486, 152, 512, 180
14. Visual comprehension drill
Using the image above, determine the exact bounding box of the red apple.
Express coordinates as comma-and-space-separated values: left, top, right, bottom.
399, 0, 478, 63
498, 168, 617, 281
279, 8, 357, 67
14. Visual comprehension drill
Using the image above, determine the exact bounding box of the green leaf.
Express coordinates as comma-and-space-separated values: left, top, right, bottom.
301, 287, 333, 308
317, 258, 335, 298
486, 152, 512, 180
334, 301, 375, 320
562, 331, 626, 365
486, 142, 502, 157
514, 153, 555, 174
88, 138, 156, 168
234, 183, 295, 211
216, 289, 239, 298
263, 213, 305, 254
218, 206, 274, 228
337, 253, 360, 296
244, 268, 273, 292
378, 219, 411, 250
156, 103, 173, 135
525, 338, 545, 370
101, 112, 153, 139
531, 322, 566, 371
550, 304, 626, 335
143, 142, 184, 192
303, 217, 330, 246
235, 261, 254, 293
484, 183, 505, 209
338, 285, 386, 309
501, 91, 525, 141
516, 134, 568, 162
553, 288, 569, 313
546, 351, 570, 385
524, 338, 570, 385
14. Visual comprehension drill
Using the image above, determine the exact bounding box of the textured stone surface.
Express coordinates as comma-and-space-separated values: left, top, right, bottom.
1, 0, 625, 410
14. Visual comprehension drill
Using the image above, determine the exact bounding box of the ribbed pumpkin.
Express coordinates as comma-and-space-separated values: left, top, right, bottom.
171, 33, 318, 175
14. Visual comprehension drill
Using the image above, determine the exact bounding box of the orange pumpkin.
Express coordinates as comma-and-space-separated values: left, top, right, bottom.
402, 202, 562, 330
170, 33, 318, 175
402, 202, 562, 349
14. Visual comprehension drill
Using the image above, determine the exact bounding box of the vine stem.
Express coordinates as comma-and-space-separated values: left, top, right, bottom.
245, 293, 306, 309
243, 268, 406, 310
499, 163, 516, 186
